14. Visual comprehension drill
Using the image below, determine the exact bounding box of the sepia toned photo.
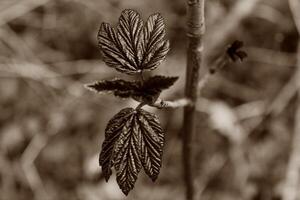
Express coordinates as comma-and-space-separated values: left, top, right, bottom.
0, 0, 300, 200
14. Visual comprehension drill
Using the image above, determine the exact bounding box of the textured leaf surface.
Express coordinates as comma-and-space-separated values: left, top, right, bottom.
138, 109, 164, 181
117, 9, 143, 65
85, 76, 178, 103
142, 76, 178, 93
99, 108, 134, 181
141, 13, 170, 70
98, 9, 169, 74
85, 79, 139, 98
132, 75, 178, 104
99, 108, 164, 195
98, 23, 137, 74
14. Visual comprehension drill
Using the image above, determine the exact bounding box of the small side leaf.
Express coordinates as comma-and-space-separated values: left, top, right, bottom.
142, 75, 178, 92
84, 79, 139, 98
131, 76, 178, 104
85, 76, 178, 104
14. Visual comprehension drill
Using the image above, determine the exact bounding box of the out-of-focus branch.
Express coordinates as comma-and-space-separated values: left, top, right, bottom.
253, 4, 293, 30
21, 134, 49, 200
197, 50, 229, 94
235, 100, 266, 120
246, 47, 297, 67
282, 1, 300, 199
266, 74, 298, 117
195, 153, 226, 199
206, 0, 262, 57
289, 0, 300, 33
244, 69, 298, 135
196, 98, 250, 199
0, 0, 51, 27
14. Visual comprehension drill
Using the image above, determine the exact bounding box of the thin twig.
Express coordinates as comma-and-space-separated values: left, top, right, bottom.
253, 4, 293, 30
246, 47, 297, 67
197, 51, 230, 94
206, 0, 262, 57
149, 52, 228, 110
151, 98, 192, 108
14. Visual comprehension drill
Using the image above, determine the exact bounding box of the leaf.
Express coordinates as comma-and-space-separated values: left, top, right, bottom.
98, 9, 169, 74
142, 75, 178, 92
138, 109, 164, 181
85, 76, 178, 103
114, 115, 142, 195
132, 76, 178, 104
99, 108, 135, 181
98, 23, 138, 74
99, 108, 164, 195
84, 79, 139, 98
226, 40, 247, 62
117, 9, 144, 65
141, 13, 170, 70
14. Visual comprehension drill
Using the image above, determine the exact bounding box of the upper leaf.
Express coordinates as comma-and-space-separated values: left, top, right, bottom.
141, 13, 170, 70
98, 9, 169, 74
98, 23, 138, 74
117, 9, 144, 66
99, 108, 164, 195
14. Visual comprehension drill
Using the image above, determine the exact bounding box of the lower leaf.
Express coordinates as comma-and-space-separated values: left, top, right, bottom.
99, 107, 165, 195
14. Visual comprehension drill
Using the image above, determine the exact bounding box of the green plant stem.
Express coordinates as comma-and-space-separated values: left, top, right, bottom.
183, 1, 205, 200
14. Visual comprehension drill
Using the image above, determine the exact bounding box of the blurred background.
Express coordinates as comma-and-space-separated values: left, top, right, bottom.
0, 0, 300, 200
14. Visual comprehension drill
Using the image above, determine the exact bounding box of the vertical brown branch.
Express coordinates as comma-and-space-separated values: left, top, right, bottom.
183, 1, 205, 200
